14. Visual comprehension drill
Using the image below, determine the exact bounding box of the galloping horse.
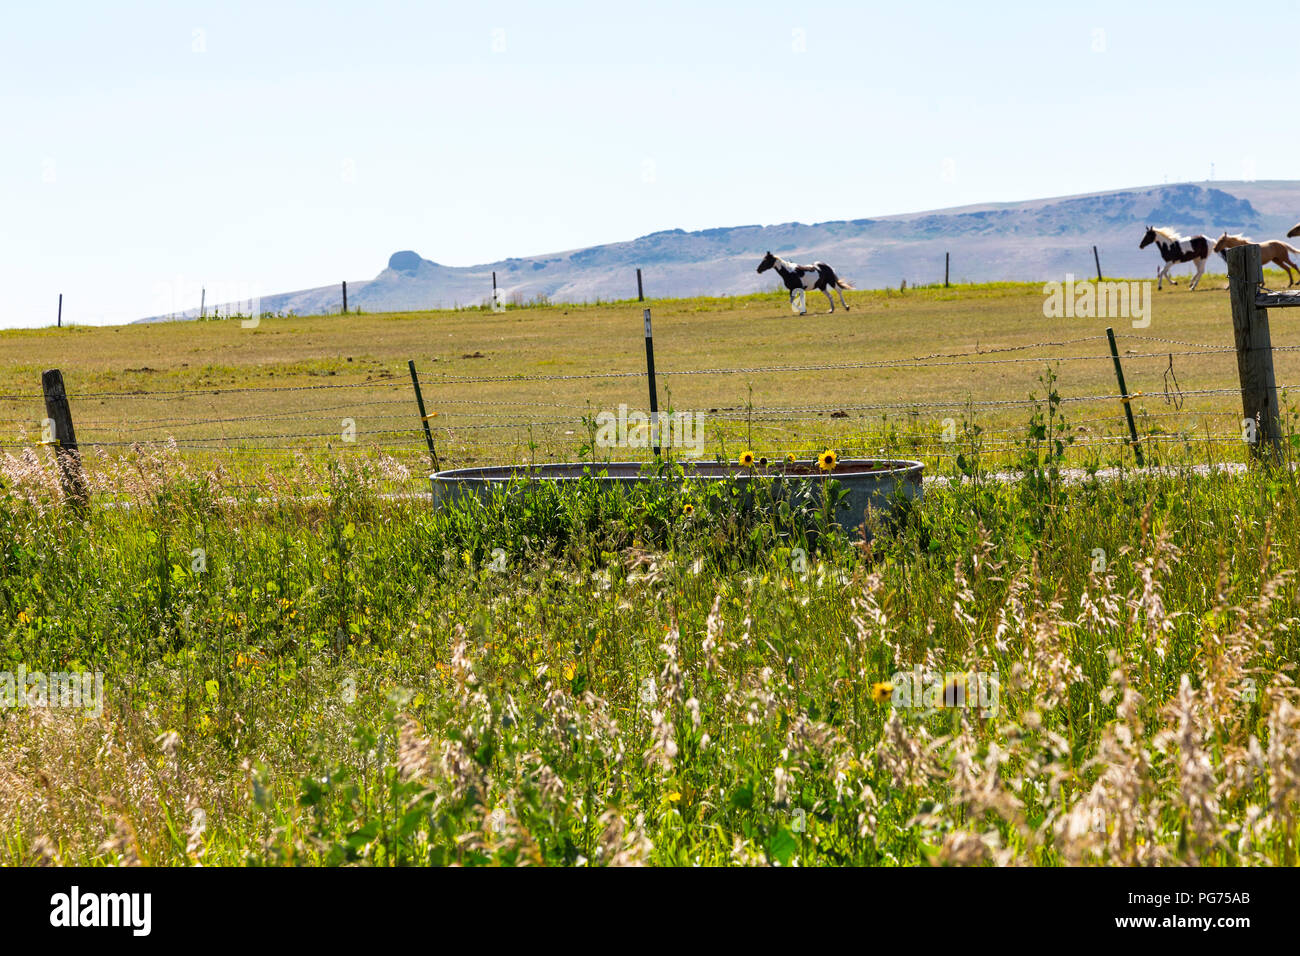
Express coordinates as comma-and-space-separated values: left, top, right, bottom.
756, 252, 854, 314
1213, 233, 1300, 287
1139, 226, 1212, 290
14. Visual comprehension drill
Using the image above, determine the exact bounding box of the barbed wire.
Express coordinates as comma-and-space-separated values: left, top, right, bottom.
58, 430, 424, 448
0, 430, 1258, 455
66, 379, 410, 400
0, 387, 1274, 442
1125, 334, 1224, 350
8, 335, 1275, 402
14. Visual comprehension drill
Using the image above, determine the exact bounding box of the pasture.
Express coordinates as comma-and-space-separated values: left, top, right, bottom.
2, 276, 1300, 866
3, 271, 1298, 488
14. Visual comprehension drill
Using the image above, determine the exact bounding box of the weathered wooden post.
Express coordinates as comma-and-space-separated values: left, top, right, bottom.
1093, 245, 1103, 282
1226, 243, 1282, 459
944, 252, 949, 288
342, 280, 348, 313
41, 369, 88, 506
637, 268, 644, 302
57, 293, 63, 328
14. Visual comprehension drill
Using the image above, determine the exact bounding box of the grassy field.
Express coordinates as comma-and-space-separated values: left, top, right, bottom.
4, 272, 1299, 489
2, 449, 1299, 865
3, 277, 1300, 867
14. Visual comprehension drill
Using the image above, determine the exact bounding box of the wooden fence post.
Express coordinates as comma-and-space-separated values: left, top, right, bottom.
637, 268, 644, 302
1093, 246, 1103, 282
1226, 243, 1282, 459
57, 293, 63, 328
944, 253, 949, 288
41, 369, 88, 506
342, 281, 348, 313
1106, 328, 1144, 467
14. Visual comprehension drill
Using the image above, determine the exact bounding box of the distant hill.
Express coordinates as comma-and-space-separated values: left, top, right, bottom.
134, 181, 1300, 322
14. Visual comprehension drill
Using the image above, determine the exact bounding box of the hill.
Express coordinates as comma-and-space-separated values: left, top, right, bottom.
134, 181, 1300, 321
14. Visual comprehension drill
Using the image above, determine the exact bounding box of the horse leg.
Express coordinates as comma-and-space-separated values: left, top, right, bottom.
1190, 258, 1204, 291
1282, 257, 1298, 287
1276, 254, 1299, 286
836, 286, 850, 310
821, 285, 836, 313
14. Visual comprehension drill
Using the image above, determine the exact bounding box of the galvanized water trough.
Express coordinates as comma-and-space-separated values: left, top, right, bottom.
431, 459, 924, 532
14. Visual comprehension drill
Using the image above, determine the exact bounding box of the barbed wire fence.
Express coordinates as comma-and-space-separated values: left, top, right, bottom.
0, 363, 1277, 464
6, 246, 1297, 500
2, 331, 1290, 500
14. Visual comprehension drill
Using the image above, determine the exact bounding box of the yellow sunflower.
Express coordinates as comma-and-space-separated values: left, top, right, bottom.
785, 452, 796, 464
738, 450, 755, 467
683, 503, 695, 515
871, 682, 894, 703
818, 449, 838, 472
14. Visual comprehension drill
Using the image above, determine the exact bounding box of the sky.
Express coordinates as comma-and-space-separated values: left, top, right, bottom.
4, 0, 1298, 328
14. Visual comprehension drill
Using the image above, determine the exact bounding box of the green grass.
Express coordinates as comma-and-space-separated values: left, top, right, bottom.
4, 281, 1299, 866
3, 434, 1299, 866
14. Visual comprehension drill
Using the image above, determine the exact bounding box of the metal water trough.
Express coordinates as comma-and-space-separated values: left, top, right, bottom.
431, 459, 924, 532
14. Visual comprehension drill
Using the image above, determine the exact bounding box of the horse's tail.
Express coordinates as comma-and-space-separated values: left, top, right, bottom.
1280, 241, 1300, 256
836, 278, 855, 290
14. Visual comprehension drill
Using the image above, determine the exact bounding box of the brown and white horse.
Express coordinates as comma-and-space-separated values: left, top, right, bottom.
756, 252, 854, 314
1213, 233, 1300, 286
1139, 226, 1212, 290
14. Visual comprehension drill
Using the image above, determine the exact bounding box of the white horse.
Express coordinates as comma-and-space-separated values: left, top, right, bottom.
756, 251, 854, 314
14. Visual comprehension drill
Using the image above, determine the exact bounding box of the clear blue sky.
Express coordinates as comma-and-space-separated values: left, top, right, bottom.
3, 0, 1296, 328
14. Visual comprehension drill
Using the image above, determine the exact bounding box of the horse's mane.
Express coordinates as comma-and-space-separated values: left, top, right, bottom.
1220, 232, 1251, 242
1151, 226, 1183, 242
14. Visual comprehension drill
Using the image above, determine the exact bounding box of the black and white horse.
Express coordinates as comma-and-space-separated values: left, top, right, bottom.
756, 251, 854, 314
1138, 226, 1211, 291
